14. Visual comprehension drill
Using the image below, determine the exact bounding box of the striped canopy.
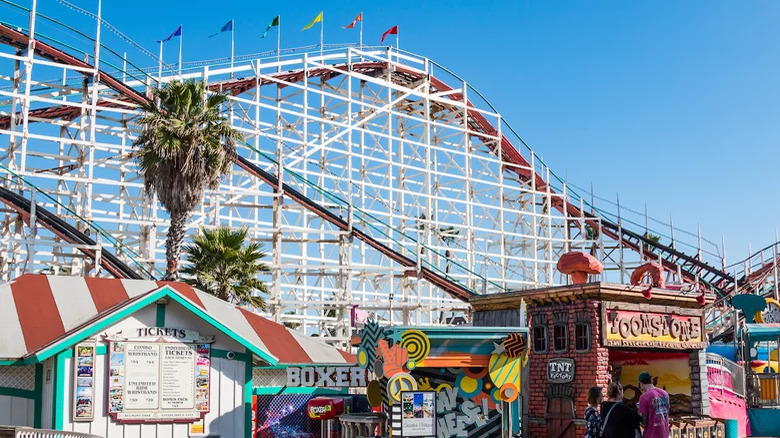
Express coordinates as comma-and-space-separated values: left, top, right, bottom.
0, 274, 355, 366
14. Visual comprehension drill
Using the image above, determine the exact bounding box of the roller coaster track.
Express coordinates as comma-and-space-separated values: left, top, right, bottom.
0, 184, 144, 279
0, 23, 740, 299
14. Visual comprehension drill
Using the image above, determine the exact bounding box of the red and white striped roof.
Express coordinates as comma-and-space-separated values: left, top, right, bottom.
0, 274, 355, 365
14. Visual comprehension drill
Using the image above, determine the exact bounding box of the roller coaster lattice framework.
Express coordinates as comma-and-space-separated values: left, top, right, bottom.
0, 0, 773, 346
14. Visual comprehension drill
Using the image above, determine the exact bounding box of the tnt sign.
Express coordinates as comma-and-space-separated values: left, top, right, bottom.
547, 358, 575, 383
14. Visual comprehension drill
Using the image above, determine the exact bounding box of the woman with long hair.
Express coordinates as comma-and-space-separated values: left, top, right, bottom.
600, 381, 640, 438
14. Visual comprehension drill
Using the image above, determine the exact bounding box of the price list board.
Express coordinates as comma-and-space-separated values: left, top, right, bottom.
107, 341, 211, 423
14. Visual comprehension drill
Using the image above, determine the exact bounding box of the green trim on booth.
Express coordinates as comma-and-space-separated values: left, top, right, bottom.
252, 386, 349, 395
33, 363, 43, 428
212, 349, 251, 362
244, 356, 253, 438
53, 350, 67, 430
27, 289, 172, 364
0, 386, 36, 399
24, 286, 278, 366
0, 360, 25, 366
164, 292, 276, 365
156, 303, 166, 327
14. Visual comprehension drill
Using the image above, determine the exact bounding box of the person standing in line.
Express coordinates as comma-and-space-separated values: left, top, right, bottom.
585, 386, 603, 438
638, 372, 670, 438
600, 381, 641, 438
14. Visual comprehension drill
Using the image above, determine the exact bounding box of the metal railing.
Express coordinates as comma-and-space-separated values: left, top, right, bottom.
747, 372, 780, 407
0, 426, 102, 438
706, 353, 745, 398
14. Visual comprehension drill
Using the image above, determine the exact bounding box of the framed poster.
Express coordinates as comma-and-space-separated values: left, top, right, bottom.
73, 343, 96, 421
105, 328, 213, 423
400, 390, 436, 437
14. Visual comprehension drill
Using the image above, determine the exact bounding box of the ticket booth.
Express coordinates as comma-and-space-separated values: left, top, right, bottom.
0, 274, 355, 438
471, 282, 724, 438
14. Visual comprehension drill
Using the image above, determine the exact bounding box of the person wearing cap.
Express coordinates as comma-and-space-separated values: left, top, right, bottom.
637, 372, 670, 438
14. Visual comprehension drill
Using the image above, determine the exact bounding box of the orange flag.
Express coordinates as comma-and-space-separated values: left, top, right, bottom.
343, 12, 362, 29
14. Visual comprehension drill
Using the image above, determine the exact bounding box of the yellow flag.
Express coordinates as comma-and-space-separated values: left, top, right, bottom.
301, 11, 322, 30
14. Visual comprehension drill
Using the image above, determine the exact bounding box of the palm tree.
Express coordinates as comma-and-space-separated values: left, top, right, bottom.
134, 79, 242, 280
181, 227, 269, 310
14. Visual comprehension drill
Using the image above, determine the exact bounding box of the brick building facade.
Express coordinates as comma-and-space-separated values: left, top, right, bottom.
526, 298, 611, 438
471, 282, 712, 438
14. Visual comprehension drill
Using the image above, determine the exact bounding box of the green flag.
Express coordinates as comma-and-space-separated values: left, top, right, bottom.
262, 16, 280, 39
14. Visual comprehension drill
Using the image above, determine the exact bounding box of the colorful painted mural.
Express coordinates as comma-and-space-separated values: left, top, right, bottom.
358, 324, 529, 438
609, 351, 692, 415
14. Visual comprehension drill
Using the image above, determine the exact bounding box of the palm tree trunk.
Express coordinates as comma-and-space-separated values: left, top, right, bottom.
164, 210, 189, 280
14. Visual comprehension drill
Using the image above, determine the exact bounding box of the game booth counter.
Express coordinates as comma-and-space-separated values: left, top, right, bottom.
0, 274, 355, 438
354, 323, 530, 438
470, 280, 729, 438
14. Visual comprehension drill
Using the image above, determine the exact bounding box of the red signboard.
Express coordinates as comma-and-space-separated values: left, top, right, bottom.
306, 397, 344, 420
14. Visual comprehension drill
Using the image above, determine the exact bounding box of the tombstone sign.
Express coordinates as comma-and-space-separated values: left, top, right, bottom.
547, 358, 575, 383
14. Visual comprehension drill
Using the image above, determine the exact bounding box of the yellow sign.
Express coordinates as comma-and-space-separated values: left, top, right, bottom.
603, 305, 705, 349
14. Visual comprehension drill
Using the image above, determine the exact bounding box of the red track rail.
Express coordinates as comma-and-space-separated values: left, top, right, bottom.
0, 24, 147, 105
0, 29, 738, 296
232, 155, 475, 301
0, 186, 143, 279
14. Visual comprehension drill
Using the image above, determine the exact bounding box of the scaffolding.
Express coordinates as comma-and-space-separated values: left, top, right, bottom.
0, 1, 751, 346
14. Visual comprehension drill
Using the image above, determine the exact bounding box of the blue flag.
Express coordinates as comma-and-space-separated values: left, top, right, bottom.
157, 25, 181, 43
209, 20, 233, 37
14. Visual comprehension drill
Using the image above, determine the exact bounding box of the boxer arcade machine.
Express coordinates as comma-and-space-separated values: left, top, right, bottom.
308, 397, 347, 438
471, 253, 726, 438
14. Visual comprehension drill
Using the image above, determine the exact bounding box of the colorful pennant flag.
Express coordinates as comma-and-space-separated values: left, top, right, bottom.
158, 25, 182, 43
262, 16, 280, 39
302, 11, 323, 31
343, 12, 362, 29
209, 20, 233, 38
381, 25, 398, 44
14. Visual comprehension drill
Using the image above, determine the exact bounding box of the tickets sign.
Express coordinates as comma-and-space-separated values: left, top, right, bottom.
107, 338, 212, 423
603, 304, 705, 349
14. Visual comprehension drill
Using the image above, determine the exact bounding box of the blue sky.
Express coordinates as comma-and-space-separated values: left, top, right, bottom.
37, 1, 780, 263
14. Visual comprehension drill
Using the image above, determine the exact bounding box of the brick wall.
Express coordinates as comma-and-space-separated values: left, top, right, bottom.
527, 299, 611, 438
689, 349, 710, 416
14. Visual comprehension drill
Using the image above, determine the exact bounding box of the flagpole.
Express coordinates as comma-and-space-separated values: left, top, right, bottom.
396, 27, 399, 51
157, 40, 163, 84
277, 16, 281, 63
320, 12, 324, 57
230, 19, 235, 78
178, 24, 182, 75
359, 12, 363, 50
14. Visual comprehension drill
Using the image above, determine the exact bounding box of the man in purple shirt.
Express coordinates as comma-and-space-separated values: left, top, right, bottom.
638, 372, 670, 438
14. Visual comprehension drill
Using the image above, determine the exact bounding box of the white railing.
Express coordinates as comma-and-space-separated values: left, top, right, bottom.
706, 353, 745, 398
0, 426, 102, 438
